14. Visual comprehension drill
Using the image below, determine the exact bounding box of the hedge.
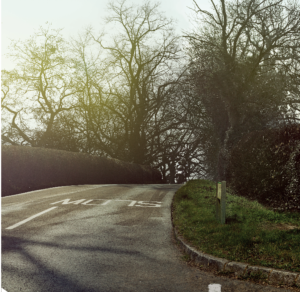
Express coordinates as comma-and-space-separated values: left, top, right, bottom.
2, 145, 163, 197
227, 123, 300, 212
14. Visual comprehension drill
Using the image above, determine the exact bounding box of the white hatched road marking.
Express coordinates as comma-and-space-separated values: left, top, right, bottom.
208, 283, 221, 292
5, 207, 58, 230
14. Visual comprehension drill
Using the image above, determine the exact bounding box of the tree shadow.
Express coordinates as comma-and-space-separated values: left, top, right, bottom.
1, 234, 148, 292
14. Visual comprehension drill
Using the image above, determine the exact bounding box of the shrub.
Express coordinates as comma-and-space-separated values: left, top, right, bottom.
2, 145, 162, 196
227, 123, 300, 212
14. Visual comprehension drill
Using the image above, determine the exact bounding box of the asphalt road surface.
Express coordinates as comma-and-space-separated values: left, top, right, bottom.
1, 184, 293, 292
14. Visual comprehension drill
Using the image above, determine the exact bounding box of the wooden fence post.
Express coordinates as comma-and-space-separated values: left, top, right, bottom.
216, 181, 226, 224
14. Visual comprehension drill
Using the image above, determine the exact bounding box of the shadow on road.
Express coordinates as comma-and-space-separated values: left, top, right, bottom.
1, 234, 152, 292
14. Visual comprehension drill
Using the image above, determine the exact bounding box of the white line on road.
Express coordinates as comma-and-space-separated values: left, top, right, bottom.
2, 185, 110, 199
128, 200, 137, 206
208, 284, 221, 292
2, 186, 65, 198
5, 207, 58, 230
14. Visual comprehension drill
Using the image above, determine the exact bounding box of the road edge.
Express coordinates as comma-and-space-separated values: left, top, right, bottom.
170, 195, 300, 290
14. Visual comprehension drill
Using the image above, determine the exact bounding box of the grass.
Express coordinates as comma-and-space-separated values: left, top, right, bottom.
172, 179, 300, 273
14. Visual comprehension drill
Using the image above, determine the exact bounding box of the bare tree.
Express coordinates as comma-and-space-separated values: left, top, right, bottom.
185, 0, 300, 180
1, 25, 80, 148
67, 29, 112, 156
89, 0, 184, 164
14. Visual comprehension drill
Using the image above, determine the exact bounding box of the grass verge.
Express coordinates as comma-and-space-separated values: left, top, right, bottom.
172, 179, 300, 273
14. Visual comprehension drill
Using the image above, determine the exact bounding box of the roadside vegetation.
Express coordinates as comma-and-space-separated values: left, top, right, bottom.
2, 0, 300, 185
172, 180, 300, 273
2, 145, 162, 196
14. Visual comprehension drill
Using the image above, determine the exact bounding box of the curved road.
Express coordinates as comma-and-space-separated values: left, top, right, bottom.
1, 184, 292, 292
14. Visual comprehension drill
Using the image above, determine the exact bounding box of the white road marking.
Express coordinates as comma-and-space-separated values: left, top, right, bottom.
5, 207, 58, 230
208, 283, 221, 292
1, 186, 65, 198
50, 199, 162, 207
135, 201, 162, 207
42, 186, 106, 200
81, 199, 99, 205
82, 199, 138, 206
51, 199, 86, 205
2, 288, 8, 292
2, 185, 110, 199
128, 200, 137, 206
115, 199, 137, 206
81, 199, 113, 205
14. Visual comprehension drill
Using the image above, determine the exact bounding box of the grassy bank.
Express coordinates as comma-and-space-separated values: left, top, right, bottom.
172, 180, 300, 273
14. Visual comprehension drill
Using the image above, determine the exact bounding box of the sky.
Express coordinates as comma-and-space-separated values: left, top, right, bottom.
1, 0, 211, 71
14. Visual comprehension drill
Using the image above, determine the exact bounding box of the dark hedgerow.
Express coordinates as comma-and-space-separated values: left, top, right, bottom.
227, 123, 300, 212
1, 145, 162, 197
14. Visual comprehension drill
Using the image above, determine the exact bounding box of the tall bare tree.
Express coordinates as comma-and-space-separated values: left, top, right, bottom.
185, 0, 300, 180
88, 0, 184, 164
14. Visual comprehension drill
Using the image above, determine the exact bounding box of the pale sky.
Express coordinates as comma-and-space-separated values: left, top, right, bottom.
1, 0, 211, 70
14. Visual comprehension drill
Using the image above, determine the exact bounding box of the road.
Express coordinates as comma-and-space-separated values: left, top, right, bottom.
1, 184, 292, 292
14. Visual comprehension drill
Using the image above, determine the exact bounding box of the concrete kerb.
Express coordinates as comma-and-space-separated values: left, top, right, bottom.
173, 228, 300, 288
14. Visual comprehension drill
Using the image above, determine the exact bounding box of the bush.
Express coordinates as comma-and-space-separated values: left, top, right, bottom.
227, 123, 300, 212
2, 145, 163, 196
